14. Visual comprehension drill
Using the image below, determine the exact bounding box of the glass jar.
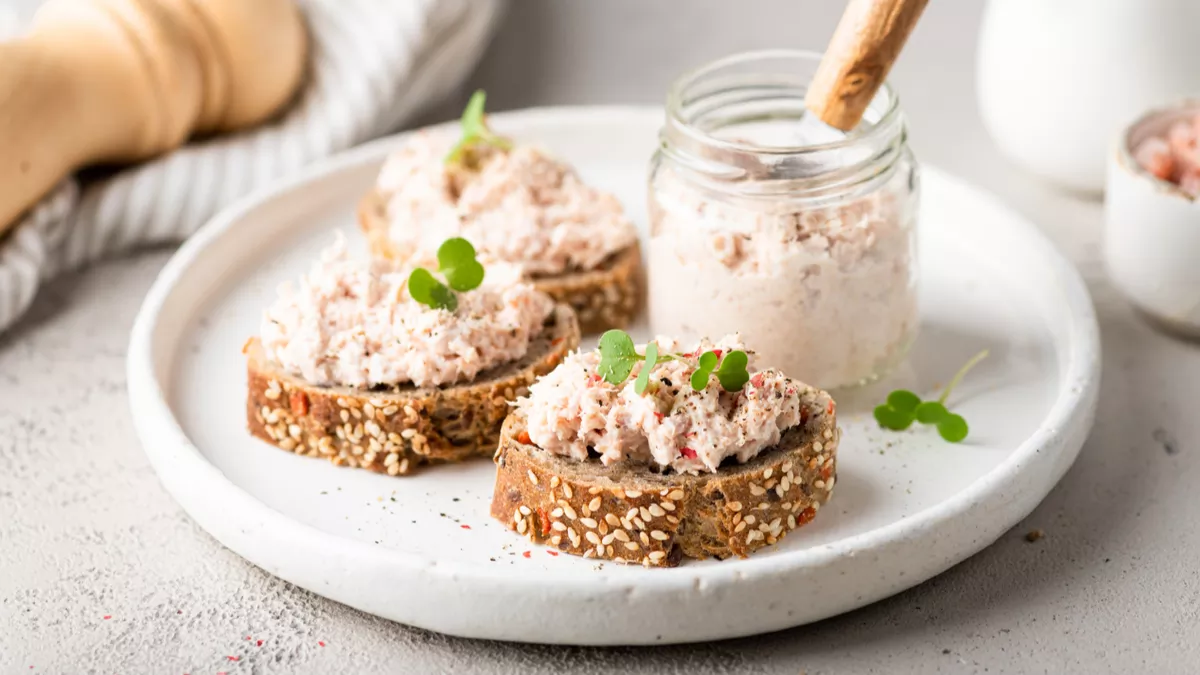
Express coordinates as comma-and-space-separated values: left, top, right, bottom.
647, 50, 919, 390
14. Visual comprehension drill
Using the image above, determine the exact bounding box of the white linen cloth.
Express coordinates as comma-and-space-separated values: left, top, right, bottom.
0, 0, 503, 333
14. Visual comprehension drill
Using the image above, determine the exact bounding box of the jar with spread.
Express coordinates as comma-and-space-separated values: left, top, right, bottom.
647, 50, 919, 390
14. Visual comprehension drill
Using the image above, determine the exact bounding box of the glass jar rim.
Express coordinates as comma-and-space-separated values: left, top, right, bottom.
664, 48, 903, 158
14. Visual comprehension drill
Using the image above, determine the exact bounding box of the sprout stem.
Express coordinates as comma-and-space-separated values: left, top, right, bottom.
938, 349, 989, 405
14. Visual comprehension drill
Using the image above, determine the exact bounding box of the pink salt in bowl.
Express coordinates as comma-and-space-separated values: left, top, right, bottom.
1105, 99, 1200, 337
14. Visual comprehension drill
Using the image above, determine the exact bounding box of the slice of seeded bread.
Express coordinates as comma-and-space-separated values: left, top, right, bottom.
358, 189, 642, 334
245, 304, 579, 476
489, 388, 839, 567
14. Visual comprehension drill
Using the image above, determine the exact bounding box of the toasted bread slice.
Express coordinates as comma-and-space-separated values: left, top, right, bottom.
489, 388, 838, 567
358, 189, 641, 334
245, 305, 580, 475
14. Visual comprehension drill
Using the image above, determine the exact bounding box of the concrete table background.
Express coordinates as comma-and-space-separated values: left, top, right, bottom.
2, 1, 1198, 673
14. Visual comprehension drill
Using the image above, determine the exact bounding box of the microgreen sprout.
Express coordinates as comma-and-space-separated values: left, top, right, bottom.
873, 349, 988, 442
597, 330, 641, 385
445, 90, 511, 165
596, 330, 751, 395
407, 237, 485, 311
634, 342, 659, 395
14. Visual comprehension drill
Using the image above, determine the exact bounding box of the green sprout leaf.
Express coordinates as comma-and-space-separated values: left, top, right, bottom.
914, 401, 948, 424
598, 330, 641, 385
689, 351, 719, 391
407, 268, 457, 311
436, 237, 485, 292
715, 350, 749, 392
874, 404, 915, 430
874, 349, 988, 443
634, 342, 659, 395
445, 90, 512, 165
887, 390, 921, 414
937, 414, 969, 442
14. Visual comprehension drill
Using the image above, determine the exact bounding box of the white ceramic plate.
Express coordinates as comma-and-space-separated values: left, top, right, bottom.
128, 107, 1100, 645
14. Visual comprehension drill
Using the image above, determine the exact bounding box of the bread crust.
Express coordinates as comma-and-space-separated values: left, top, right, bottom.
489, 389, 839, 567
358, 189, 642, 334
245, 305, 580, 475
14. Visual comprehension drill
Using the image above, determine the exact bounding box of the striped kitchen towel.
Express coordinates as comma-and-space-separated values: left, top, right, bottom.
0, 0, 503, 333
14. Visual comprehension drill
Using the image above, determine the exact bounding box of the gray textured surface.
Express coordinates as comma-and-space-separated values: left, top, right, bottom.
3, 1, 1199, 673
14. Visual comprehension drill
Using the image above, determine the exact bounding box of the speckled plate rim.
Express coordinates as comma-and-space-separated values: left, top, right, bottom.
128, 106, 1101, 645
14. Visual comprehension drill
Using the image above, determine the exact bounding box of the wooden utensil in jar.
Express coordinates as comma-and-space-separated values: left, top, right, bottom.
0, 0, 309, 235
806, 0, 929, 131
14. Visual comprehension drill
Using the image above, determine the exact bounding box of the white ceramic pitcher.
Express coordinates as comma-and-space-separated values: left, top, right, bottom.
977, 0, 1200, 194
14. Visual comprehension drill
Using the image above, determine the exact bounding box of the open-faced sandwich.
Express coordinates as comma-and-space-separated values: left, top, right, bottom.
358, 91, 642, 334
490, 330, 838, 567
245, 234, 580, 475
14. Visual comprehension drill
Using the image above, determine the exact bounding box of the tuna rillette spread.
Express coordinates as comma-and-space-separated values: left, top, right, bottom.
519, 334, 810, 474
647, 165, 917, 389
260, 234, 554, 389
376, 132, 638, 276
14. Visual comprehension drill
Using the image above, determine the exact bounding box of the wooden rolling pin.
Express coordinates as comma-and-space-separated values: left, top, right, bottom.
806, 0, 929, 131
0, 0, 309, 234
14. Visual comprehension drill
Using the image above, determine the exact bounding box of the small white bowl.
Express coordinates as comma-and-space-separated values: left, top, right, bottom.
1105, 100, 1200, 337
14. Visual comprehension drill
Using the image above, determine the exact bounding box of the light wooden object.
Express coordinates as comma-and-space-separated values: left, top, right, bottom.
0, 0, 309, 235
806, 0, 929, 131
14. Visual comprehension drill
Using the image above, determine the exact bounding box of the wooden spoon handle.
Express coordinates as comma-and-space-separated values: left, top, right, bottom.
0, 0, 308, 236
805, 0, 929, 131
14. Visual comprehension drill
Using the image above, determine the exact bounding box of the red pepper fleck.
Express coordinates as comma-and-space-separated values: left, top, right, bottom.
653, 412, 664, 422
290, 391, 309, 416
227, 656, 240, 662
751, 373, 765, 388
827, 400, 835, 415
102, 615, 111, 620
245, 636, 251, 641
536, 507, 551, 536
319, 641, 326, 647
522, 550, 531, 558
786, 387, 795, 396
797, 507, 817, 527
551, 337, 564, 346
460, 524, 471, 530
546, 550, 559, 557
680, 447, 697, 459
256, 640, 263, 647
590, 373, 602, 383
712, 349, 723, 359
821, 464, 834, 480
517, 430, 532, 445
